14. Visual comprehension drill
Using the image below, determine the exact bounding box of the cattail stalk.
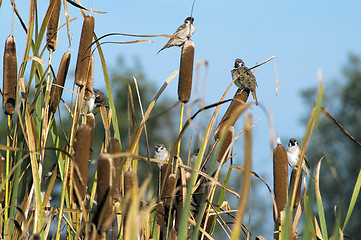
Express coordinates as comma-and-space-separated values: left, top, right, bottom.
73, 125, 92, 204
124, 170, 138, 196
156, 201, 165, 239
230, 114, 252, 239
50, 51, 70, 114
164, 174, 177, 208
178, 39, 195, 103
75, 15, 94, 86
92, 153, 113, 236
85, 53, 94, 100
46, 0, 61, 51
124, 169, 138, 229
107, 138, 122, 200
273, 142, 288, 224
3, 35, 18, 115
217, 126, 234, 163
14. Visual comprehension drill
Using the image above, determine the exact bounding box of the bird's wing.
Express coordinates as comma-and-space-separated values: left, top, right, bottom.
242, 66, 257, 87
304, 154, 311, 169
174, 23, 187, 36
240, 66, 251, 76
231, 68, 239, 81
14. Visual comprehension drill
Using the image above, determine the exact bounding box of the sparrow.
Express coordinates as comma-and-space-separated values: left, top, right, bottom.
94, 88, 105, 104
157, 16, 195, 54
231, 58, 258, 105
84, 88, 105, 113
154, 144, 169, 167
287, 138, 312, 178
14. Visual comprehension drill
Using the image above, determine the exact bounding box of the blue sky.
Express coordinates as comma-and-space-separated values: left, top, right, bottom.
1, 0, 361, 237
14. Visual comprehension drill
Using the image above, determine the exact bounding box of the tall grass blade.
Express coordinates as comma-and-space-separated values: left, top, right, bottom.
315, 157, 328, 240
342, 170, 361, 231
230, 114, 252, 240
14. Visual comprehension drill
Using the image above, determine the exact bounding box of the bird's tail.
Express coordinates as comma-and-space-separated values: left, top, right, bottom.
156, 48, 164, 54
303, 166, 314, 181
252, 92, 258, 106
157, 45, 167, 54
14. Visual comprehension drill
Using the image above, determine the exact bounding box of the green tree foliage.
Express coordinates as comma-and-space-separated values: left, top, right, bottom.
108, 56, 177, 154
300, 54, 361, 238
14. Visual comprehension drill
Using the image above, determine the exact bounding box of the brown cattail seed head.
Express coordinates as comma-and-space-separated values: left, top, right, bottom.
85, 53, 94, 100
73, 125, 92, 203
289, 168, 302, 208
124, 170, 138, 196
214, 89, 249, 140
3, 35, 18, 115
75, 15, 94, 87
107, 138, 122, 199
178, 39, 195, 103
94, 153, 113, 233
217, 126, 234, 163
160, 163, 172, 197
273, 142, 288, 223
46, 0, 61, 51
164, 173, 177, 208
156, 201, 165, 237
50, 51, 70, 114
124, 170, 138, 216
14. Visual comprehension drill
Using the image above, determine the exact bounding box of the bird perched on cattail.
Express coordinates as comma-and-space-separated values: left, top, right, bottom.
154, 144, 169, 167
231, 58, 258, 105
287, 138, 312, 178
84, 88, 105, 113
157, 17, 195, 54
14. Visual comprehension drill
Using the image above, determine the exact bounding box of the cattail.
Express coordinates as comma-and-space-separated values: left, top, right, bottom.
214, 88, 249, 140
85, 53, 94, 100
3, 35, 18, 115
50, 51, 70, 114
160, 163, 172, 197
289, 168, 302, 208
156, 201, 165, 239
75, 15, 94, 87
178, 39, 195, 103
124, 170, 138, 196
107, 138, 121, 200
124, 170, 138, 220
273, 141, 288, 223
46, 0, 61, 51
73, 124, 92, 204
164, 173, 177, 208
217, 126, 234, 163
92, 153, 113, 234
86, 113, 95, 155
